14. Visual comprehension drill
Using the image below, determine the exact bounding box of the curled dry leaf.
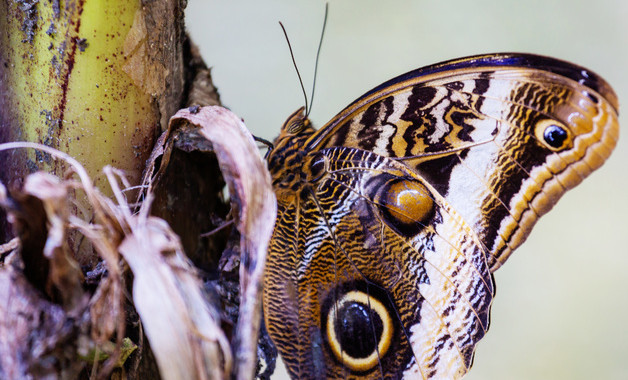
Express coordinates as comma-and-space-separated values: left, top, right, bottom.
0, 173, 90, 378
192, 107, 276, 380
0, 143, 134, 378
22, 172, 85, 310
119, 215, 232, 380
0, 236, 19, 257
0, 169, 88, 311
143, 106, 276, 380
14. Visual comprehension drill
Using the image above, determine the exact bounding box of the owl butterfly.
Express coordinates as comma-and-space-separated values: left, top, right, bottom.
263, 53, 618, 379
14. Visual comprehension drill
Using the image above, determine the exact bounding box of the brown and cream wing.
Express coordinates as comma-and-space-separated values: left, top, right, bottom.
306, 53, 619, 269
264, 146, 495, 379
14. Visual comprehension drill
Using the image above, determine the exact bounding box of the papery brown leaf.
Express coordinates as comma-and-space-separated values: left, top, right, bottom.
166, 106, 277, 380
23, 172, 85, 309
119, 216, 232, 380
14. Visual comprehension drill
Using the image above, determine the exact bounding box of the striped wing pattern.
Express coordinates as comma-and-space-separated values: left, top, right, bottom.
263, 53, 619, 379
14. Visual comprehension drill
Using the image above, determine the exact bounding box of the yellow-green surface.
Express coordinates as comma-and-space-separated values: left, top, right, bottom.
187, 1, 627, 379
0, 0, 157, 194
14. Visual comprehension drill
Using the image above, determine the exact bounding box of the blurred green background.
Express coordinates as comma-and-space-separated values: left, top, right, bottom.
186, 1, 628, 379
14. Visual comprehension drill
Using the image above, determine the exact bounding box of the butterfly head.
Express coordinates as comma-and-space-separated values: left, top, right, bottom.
266, 107, 318, 193
280, 106, 313, 135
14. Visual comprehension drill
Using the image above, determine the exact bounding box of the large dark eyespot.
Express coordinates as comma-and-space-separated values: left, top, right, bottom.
535, 119, 572, 151
325, 290, 393, 372
336, 303, 381, 358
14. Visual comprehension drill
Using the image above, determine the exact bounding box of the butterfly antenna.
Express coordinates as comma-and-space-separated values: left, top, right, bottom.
306, 3, 329, 119
279, 22, 310, 116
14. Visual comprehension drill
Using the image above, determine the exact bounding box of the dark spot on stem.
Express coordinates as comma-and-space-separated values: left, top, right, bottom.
46, 22, 56, 36
76, 38, 88, 52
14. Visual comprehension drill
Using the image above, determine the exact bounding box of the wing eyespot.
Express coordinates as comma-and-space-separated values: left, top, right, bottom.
324, 290, 394, 372
535, 119, 572, 151
372, 176, 435, 236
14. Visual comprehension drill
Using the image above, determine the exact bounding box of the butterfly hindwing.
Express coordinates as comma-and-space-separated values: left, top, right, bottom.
265, 146, 494, 378
263, 53, 618, 379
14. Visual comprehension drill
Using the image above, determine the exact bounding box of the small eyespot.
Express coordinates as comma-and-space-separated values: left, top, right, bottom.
535, 119, 572, 151
543, 124, 568, 148
325, 290, 393, 372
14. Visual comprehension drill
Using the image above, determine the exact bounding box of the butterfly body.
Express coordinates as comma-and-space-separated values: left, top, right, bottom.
263, 53, 618, 379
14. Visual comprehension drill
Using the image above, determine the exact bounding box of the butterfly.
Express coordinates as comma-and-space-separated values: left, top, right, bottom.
262, 53, 619, 379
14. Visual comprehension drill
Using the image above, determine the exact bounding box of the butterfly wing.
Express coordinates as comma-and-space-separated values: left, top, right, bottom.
264, 53, 618, 379
305, 53, 619, 270
264, 147, 494, 379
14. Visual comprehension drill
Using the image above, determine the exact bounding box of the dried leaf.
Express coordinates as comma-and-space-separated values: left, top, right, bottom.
0, 102, 275, 380
0, 143, 134, 378
167, 106, 276, 380
119, 216, 232, 380
23, 172, 85, 309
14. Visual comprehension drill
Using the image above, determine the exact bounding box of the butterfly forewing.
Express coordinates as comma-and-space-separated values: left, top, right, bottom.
306, 54, 618, 269
263, 53, 619, 379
